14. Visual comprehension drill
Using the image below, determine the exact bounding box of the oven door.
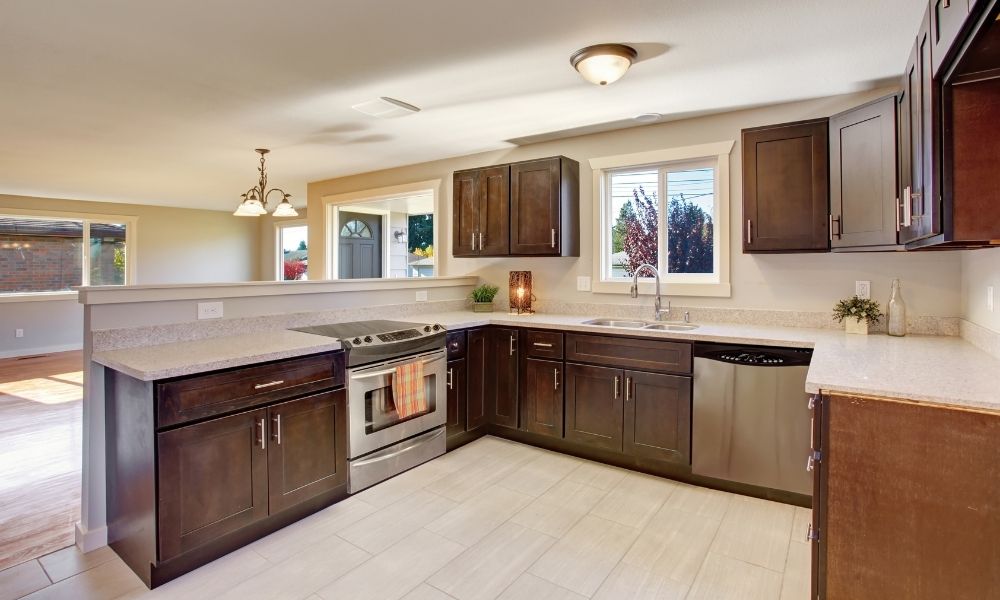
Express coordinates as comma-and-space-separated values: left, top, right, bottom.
347, 349, 447, 458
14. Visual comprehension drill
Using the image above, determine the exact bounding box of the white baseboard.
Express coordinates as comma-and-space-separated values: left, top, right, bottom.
0, 343, 82, 359
75, 522, 108, 553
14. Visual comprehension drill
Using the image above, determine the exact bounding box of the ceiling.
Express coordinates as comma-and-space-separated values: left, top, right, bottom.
0, 0, 925, 212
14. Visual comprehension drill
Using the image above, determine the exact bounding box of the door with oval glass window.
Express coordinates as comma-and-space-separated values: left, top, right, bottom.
338, 212, 382, 279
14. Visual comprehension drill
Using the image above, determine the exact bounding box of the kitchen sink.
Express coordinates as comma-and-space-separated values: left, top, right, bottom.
581, 318, 649, 328
643, 322, 700, 331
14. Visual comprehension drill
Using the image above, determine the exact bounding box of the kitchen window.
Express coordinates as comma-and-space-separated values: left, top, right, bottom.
590, 141, 734, 297
0, 213, 135, 298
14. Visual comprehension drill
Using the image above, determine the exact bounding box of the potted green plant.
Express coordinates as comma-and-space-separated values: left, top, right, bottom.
833, 296, 883, 335
470, 284, 499, 313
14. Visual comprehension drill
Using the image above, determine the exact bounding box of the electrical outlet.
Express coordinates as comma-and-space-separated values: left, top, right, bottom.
989, 286, 995, 313
197, 302, 223, 320
415, 290, 428, 302
855, 281, 871, 299
15, 328, 24, 338
577, 276, 591, 292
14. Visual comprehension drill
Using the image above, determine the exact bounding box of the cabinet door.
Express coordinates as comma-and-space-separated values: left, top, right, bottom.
446, 358, 467, 438
466, 329, 489, 432
623, 371, 691, 464
522, 358, 563, 438
453, 170, 479, 257
488, 328, 519, 429
742, 119, 830, 252
266, 390, 347, 514
157, 408, 268, 560
930, 0, 970, 76
510, 158, 561, 255
830, 96, 899, 248
478, 165, 510, 256
564, 363, 623, 452
901, 12, 940, 244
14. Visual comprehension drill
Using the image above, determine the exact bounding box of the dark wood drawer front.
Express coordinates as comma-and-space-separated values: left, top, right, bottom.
447, 331, 466, 359
566, 334, 691, 374
157, 351, 345, 428
525, 330, 564, 359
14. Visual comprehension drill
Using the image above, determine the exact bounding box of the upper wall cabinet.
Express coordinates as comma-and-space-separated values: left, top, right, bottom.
930, 0, 975, 76
452, 156, 579, 258
829, 96, 899, 250
742, 119, 830, 253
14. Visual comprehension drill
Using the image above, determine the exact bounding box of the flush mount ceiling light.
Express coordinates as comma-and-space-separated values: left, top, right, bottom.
351, 97, 421, 119
570, 44, 638, 86
233, 149, 298, 217
634, 112, 663, 123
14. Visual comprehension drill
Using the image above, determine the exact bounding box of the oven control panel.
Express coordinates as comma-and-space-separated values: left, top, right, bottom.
351, 324, 444, 347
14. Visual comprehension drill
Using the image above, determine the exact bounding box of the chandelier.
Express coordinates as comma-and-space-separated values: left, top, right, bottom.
233, 149, 298, 217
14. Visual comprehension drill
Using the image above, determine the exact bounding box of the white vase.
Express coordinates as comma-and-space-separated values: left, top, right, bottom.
845, 318, 869, 335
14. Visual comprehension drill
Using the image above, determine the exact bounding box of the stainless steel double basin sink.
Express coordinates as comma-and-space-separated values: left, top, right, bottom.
581, 318, 699, 331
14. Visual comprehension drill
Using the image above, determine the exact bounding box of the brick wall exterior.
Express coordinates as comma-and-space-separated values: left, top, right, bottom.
0, 234, 83, 293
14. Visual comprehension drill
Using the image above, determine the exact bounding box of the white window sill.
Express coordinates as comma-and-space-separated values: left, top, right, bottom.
0, 291, 79, 303
592, 280, 731, 298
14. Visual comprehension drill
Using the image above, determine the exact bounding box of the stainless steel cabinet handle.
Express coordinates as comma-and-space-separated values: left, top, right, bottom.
830, 214, 842, 240
613, 376, 620, 399
471, 232, 476, 250
807, 453, 815, 472
447, 367, 454, 390
479, 232, 484, 250
806, 523, 819, 542
274, 414, 282, 445
625, 377, 632, 403
902, 187, 913, 227
808, 395, 816, 410
551, 228, 556, 248
746, 219, 752, 242
533, 342, 553, 348
553, 368, 559, 390
509, 335, 516, 356
254, 380, 284, 390
258, 418, 266, 450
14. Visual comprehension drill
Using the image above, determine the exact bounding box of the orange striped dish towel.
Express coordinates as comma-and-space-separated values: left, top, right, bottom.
392, 361, 427, 419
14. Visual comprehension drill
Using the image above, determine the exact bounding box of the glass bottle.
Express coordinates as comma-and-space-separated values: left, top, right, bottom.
887, 279, 906, 337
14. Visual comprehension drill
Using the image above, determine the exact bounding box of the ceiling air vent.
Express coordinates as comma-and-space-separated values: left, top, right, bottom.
351, 97, 421, 119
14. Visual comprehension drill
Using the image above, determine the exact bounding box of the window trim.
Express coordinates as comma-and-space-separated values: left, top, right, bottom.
590, 141, 734, 298
274, 218, 309, 282
0, 207, 138, 300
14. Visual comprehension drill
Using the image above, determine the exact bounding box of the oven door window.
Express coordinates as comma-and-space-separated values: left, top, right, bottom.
364, 370, 437, 434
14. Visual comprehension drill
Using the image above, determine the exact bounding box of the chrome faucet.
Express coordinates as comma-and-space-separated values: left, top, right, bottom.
630, 263, 670, 321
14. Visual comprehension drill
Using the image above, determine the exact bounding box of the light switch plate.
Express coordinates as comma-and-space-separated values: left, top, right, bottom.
415, 290, 428, 302
197, 302, 223, 320
856, 281, 871, 299
577, 276, 591, 292
989, 286, 995, 313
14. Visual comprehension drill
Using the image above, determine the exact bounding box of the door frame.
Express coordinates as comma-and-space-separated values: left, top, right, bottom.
332, 207, 390, 279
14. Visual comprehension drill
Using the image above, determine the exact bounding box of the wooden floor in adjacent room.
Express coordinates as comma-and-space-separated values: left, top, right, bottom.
0, 350, 82, 571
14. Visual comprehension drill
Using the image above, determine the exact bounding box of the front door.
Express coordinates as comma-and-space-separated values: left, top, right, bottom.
339, 212, 382, 279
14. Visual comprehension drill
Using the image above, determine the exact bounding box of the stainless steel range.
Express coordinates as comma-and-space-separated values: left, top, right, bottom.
292, 320, 447, 492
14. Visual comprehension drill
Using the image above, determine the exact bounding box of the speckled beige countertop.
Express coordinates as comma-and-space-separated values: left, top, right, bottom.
93, 310, 1000, 413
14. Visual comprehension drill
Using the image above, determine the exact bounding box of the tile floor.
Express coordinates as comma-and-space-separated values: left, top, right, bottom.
0, 436, 812, 600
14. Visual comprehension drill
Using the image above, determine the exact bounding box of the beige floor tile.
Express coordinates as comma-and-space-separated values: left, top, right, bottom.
21, 558, 144, 600
495, 573, 587, 600
710, 495, 794, 572
0, 560, 51, 600
791, 507, 812, 544
354, 460, 453, 509
589, 472, 677, 528
593, 562, 689, 600
250, 497, 378, 562
494, 452, 581, 497
622, 506, 722, 585
427, 522, 555, 600
426, 485, 533, 547
118, 547, 269, 600
564, 460, 628, 490
216, 534, 369, 600
660, 483, 733, 521
779, 542, 812, 600
317, 528, 464, 600
403, 583, 457, 600
338, 489, 457, 553
424, 457, 522, 503
38, 544, 117, 583
510, 479, 608, 538
528, 514, 640, 597
687, 553, 782, 600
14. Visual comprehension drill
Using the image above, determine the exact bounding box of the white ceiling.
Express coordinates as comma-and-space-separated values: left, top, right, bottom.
0, 0, 925, 212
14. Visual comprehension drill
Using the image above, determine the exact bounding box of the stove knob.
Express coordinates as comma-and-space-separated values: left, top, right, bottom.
424, 326, 431, 332
353, 337, 362, 345
433, 324, 441, 331
364, 336, 373, 343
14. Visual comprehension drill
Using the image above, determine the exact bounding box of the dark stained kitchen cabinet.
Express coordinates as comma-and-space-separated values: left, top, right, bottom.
452, 165, 510, 256
564, 363, 623, 452
521, 358, 563, 438
742, 118, 830, 253
930, 0, 973, 76
465, 328, 489, 432
446, 358, 467, 439
829, 96, 900, 250
623, 370, 691, 465
510, 157, 580, 256
488, 327, 519, 429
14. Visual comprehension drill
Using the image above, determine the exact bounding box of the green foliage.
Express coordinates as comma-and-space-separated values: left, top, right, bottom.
667, 194, 713, 274
408, 214, 434, 252
833, 296, 883, 325
611, 200, 635, 253
296, 240, 307, 251
113, 246, 126, 275
470, 283, 499, 303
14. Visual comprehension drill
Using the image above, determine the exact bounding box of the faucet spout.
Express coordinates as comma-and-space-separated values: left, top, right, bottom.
631, 263, 670, 321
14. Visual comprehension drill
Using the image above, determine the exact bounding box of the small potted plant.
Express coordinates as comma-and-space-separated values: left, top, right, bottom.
470, 283, 499, 313
833, 296, 883, 335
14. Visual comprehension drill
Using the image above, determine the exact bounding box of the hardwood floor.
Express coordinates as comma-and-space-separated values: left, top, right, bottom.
0, 351, 82, 571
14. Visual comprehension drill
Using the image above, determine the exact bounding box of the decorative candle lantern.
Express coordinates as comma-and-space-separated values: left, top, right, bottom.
508, 271, 534, 314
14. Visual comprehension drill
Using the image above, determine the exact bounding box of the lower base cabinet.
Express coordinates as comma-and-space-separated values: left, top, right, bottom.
624, 371, 691, 464
522, 358, 563, 438
564, 363, 624, 452
446, 358, 467, 439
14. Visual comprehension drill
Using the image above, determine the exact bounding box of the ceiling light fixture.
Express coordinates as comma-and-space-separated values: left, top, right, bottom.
570, 44, 638, 86
233, 149, 298, 217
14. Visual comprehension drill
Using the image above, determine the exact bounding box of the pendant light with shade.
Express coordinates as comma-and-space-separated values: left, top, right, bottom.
233, 149, 298, 217
570, 44, 638, 86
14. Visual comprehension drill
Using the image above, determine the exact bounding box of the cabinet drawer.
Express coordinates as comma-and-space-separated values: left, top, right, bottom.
157, 351, 345, 428
525, 330, 564, 359
566, 334, 691, 374
446, 331, 466, 359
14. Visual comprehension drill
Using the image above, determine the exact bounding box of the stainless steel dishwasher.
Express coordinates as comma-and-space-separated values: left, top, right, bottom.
692, 343, 813, 496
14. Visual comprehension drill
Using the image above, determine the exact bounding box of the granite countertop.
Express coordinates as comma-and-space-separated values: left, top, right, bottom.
92, 310, 1000, 413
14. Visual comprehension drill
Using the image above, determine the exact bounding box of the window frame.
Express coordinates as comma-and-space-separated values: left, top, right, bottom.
590, 141, 734, 298
274, 218, 309, 282
0, 208, 137, 302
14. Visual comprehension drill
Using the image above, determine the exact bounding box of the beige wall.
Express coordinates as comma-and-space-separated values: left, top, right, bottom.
962, 248, 1000, 332
308, 90, 963, 319
0, 194, 261, 356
